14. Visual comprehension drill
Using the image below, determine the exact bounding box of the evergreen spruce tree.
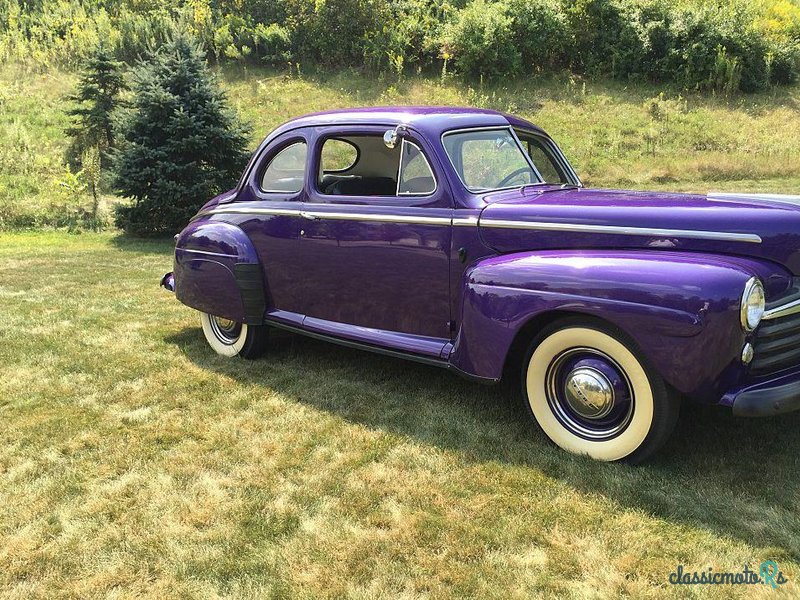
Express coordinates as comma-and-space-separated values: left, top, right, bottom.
66, 44, 127, 163
113, 32, 251, 236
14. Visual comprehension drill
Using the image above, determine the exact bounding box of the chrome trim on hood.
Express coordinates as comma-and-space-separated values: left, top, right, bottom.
478, 219, 763, 244
708, 192, 800, 207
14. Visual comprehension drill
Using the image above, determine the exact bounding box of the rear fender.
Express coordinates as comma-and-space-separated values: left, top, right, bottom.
450, 250, 786, 400
173, 219, 266, 324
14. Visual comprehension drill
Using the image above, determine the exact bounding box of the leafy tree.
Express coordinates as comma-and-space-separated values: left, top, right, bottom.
112, 32, 251, 236
66, 44, 127, 165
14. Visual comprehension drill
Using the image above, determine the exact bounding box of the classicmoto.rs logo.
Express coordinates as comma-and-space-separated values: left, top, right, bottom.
668, 561, 788, 588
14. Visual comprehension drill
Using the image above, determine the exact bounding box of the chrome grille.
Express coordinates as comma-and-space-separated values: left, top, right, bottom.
752, 282, 800, 375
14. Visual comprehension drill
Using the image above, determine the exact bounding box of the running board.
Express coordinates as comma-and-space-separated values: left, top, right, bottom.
263, 318, 450, 369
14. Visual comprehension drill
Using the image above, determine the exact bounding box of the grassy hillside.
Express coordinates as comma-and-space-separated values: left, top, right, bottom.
0, 231, 798, 597
2, 62, 800, 229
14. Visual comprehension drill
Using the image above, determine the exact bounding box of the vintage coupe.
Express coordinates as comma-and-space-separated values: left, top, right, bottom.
162, 107, 800, 463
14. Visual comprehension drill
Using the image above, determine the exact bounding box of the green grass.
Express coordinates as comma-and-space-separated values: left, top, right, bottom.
0, 231, 798, 597
3, 62, 800, 230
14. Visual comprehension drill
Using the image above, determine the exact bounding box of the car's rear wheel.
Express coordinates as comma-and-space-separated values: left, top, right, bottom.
522, 317, 679, 463
200, 312, 267, 359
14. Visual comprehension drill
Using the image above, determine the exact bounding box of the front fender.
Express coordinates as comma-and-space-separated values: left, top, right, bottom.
450, 250, 790, 401
173, 219, 266, 324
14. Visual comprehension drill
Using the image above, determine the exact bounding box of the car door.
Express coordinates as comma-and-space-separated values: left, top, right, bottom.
234, 131, 310, 322
296, 126, 453, 343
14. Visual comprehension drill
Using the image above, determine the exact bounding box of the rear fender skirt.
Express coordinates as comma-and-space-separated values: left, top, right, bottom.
173, 220, 266, 324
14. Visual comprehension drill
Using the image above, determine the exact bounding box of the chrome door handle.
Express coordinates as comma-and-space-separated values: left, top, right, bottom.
300, 211, 318, 220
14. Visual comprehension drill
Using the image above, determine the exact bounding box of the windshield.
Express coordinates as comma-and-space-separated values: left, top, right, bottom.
443, 128, 540, 192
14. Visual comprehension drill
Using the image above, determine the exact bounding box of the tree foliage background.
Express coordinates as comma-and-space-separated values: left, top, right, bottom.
1, 0, 799, 93
112, 32, 250, 236
66, 43, 127, 167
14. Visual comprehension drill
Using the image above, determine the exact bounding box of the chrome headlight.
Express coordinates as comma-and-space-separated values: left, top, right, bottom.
741, 277, 765, 332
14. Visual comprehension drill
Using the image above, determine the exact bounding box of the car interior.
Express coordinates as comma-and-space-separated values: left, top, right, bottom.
318, 135, 436, 196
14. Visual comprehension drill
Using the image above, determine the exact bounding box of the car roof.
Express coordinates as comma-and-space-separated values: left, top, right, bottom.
270, 106, 548, 139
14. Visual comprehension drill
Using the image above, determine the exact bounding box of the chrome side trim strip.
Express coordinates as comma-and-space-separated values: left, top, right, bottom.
201, 206, 454, 225
202, 206, 299, 217
175, 247, 238, 258
199, 207, 762, 242
479, 219, 762, 244
302, 211, 451, 225
763, 298, 800, 321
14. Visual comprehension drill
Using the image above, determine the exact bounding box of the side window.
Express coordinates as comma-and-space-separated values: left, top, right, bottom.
261, 141, 307, 193
398, 141, 436, 195
317, 134, 437, 197
516, 131, 569, 184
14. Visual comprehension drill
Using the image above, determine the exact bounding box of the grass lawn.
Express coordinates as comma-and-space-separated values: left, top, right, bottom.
0, 231, 798, 598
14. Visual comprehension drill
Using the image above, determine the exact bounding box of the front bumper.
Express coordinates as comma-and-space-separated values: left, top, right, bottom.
724, 366, 800, 416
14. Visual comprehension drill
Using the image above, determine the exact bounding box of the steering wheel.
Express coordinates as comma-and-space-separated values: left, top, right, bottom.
497, 167, 533, 188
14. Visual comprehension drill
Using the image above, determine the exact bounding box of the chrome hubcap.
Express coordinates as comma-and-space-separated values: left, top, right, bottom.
545, 347, 635, 440
563, 367, 615, 419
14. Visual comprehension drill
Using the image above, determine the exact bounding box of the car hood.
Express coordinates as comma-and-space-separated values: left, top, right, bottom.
478, 187, 800, 276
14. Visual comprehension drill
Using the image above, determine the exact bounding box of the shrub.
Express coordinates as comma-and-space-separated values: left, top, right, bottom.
283, 0, 386, 68
252, 22, 291, 66
112, 31, 251, 236
368, 0, 456, 72
506, 0, 570, 73
114, 6, 180, 64
562, 0, 791, 93
649, 3, 772, 93
441, 0, 521, 80
769, 43, 800, 84
1, 0, 799, 91
564, 0, 642, 77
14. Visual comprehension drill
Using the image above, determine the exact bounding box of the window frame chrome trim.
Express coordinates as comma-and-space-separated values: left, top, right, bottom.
396, 138, 438, 196
513, 127, 582, 186
508, 127, 544, 182
258, 139, 309, 195
441, 126, 543, 194
441, 125, 583, 193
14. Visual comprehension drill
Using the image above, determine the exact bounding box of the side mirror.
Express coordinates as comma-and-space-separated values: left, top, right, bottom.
383, 125, 407, 149
383, 129, 398, 149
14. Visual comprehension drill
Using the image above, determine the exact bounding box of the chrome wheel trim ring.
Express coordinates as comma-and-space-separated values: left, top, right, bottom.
209, 316, 242, 345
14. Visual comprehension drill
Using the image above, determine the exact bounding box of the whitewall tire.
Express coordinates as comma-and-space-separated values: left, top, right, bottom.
522, 317, 679, 463
200, 312, 267, 359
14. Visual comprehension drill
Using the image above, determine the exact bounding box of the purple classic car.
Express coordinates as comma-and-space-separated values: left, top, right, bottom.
161, 106, 800, 463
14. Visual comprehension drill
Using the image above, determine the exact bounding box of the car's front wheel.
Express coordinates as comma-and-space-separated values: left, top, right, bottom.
522, 317, 679, 463
200, 312, 267, 359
